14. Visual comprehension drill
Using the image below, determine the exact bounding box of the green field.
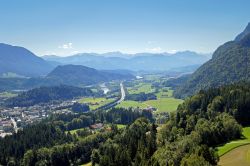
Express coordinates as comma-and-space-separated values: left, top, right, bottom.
117, 124, 126, 129
117, 93, 183, 113
217, 127, 250, 156
78, 97, 115, 110
144, 98, 183, 113
219, 144, 250, 166
127, 82, 155, 94
116, 100, 147, 109
0, 92, 17, 98
81, 162, 92, 166
156, 88, 173, 98
68, 128, 85, 135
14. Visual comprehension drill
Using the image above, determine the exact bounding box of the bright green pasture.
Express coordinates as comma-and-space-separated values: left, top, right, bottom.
144, 98, 183, 113
78, 97, 115, 110
116, 100, 147, 109
127, 82, 155, 94
117, 98, 183, 113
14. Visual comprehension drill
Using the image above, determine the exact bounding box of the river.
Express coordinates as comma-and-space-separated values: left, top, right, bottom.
100, 83, 110, 94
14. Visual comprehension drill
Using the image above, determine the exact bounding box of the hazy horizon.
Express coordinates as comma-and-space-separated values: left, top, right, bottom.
1, 0, 250, 56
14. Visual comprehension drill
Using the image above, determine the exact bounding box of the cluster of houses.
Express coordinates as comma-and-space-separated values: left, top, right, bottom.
0, 100, 76, 138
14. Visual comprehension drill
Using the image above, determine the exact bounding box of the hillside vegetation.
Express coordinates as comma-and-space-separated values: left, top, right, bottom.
1, 82, 249, 165
0, 43, 53, 77
47, 65, 134, 86
175, 23, 250, 98
5, 85, 94, 107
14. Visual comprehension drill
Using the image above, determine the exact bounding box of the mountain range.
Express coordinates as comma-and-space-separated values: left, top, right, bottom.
174, 23, 250, 98
0, 42, 211, 79
42, 51, 211, 71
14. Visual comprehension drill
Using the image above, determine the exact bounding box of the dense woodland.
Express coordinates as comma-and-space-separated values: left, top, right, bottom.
4, 85, 94, 107
0, 82, 249, 165
91, 82, 250, 166
0, 107, 153, 165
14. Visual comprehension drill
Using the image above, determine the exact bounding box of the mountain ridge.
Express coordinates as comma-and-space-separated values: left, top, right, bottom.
46, 64, 134, 86
0, 43, 53, 77
42, 51, 211, 71
174, 23, 250, 98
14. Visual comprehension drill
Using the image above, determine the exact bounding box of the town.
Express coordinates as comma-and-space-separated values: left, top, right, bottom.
0, 100, 74, 137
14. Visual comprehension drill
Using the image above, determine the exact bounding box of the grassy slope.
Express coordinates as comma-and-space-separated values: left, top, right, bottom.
217, 127, 250, 156
219, 144, 250, 166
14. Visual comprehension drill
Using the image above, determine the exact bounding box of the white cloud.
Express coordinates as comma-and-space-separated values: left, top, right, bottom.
167, 49, 178, 54
146, 47, 162, 53
58, 43, 73, 49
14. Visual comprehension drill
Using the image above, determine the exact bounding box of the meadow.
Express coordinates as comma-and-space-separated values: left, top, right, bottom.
127, 82, 155, 94
217, 127, 250, 156
144, 98, 183, 113
78, 97, 116, 110
219, 144, 250, 166
118, 81, 183, 113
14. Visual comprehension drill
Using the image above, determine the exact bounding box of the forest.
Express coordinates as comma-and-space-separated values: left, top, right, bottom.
4, 85, 94, 107
0, 82, 249, 165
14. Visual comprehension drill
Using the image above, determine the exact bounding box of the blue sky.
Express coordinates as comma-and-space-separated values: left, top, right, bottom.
0, 0, 250, 56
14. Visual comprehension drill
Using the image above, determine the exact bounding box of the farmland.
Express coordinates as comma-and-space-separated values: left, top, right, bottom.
217, 127, 250, 156
144, 98, 183, 113
78, 97, 116, 110
126, 82, 155, 94
118, 79, 183, 113
219, 144, 250, 166
116, 100, 147, 109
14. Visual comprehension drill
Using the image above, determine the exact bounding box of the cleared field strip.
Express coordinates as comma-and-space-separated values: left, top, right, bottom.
218, 144, 250, 166
78, 97, 116, 110
217, 127, 250, 156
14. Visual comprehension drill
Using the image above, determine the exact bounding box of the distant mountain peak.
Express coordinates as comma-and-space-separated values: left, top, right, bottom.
235, 22, 250, 41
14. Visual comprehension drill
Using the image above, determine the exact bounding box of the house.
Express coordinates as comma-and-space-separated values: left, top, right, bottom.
90, 123, 104, 130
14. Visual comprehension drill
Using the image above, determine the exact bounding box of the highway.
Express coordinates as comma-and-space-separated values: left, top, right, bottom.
116, 82, 125, 104
94, 82, 125, 111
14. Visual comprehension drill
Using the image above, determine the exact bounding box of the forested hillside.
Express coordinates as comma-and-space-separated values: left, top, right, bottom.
92, 82, 250, 165
0, 43, 53, 77
175, 23, 250, 98
5, 85, 94, 107
0, 108, 153, 165
46, 65, 134, 86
